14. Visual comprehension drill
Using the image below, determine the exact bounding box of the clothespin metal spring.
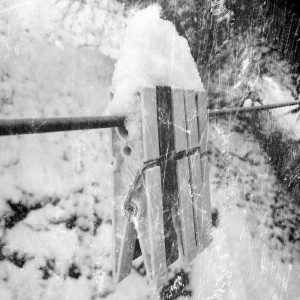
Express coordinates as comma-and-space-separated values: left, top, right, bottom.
123, 146, 207, 219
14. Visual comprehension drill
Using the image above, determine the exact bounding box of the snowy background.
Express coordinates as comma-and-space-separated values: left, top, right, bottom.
0, 0, 300, 299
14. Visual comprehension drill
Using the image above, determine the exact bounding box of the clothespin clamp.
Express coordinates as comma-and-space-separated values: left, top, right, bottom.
110, 86, 212, 291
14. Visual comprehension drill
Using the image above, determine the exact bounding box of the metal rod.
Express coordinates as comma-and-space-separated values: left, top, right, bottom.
0, 115, 126, 136
0, 100, 299, 136
208, 100, 300, 117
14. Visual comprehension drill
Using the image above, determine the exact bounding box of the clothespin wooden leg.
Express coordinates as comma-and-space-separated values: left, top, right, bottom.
145, 166, 168, 288
115, 217, 137, 282
196, 91, 213, 249
110, 91, 142, 283
184, 89, 212, 252
133, 167, 167, 290
172, 88, 198, 264
156, 86, 181, 266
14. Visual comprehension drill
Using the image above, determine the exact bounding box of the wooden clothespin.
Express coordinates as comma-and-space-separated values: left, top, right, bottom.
110, 86, 212, 291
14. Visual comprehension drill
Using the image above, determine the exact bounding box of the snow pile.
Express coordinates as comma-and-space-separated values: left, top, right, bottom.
254, 76, 300, 139
108, 5, 203, 116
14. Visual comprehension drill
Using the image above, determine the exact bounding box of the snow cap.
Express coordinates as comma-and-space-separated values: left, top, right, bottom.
107, 4, 204, 115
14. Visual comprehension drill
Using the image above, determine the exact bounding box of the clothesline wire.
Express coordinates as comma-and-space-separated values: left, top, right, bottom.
0, 100, 300, 136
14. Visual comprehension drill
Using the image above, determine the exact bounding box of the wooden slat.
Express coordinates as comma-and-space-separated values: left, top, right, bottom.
145, 167, 167, 289
110, 89, 130, 281
141, 87, 160, 162
184, 90, 212, 251
112, 118, 136, 282
189, 152, 206, 248
184, 90, 199, 149
140, 87, 168, 288
172, 89, 188, 152
196, 91, 212, 249
184, 90, 202, 248
156, 86, 179, 266
197, 91, 209, 155
177, 157, 198, 263
111, 90, 141, 283
200, 155, 213, 248
172, 88, 197, 265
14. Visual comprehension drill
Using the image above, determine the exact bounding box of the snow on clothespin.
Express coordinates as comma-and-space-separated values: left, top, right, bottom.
110, 86, 212, 291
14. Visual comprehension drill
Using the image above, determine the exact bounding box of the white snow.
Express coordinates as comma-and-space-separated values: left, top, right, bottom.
107, 5, 203, 116
243, 98, 252, 107
253, 76, 300, 139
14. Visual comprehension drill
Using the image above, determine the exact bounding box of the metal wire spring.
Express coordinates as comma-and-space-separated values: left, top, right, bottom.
123, 146, 207, 219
